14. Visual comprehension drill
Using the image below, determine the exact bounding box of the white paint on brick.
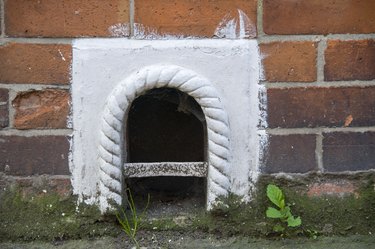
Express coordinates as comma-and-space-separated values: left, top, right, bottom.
214, 10, 256, 39
109, 22, 196, 39
133, 23, 194, 39
58, 49, 66, 61
108, 23, 130, 37
259, 51, 267, 81
71, 39, 264, 212
108, 9, 255, 39
215, 15, 237, 39
258, 85, 268, 128
66, 99, 73, 129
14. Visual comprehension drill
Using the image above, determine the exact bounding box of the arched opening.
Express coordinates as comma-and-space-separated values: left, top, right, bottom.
125, 88, 207, 213
98, 65, 231, 213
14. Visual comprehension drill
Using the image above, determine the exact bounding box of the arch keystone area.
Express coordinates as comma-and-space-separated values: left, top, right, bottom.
98, 64, 231, 213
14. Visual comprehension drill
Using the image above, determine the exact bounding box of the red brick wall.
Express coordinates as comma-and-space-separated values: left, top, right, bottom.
0, 0, 374, 189
260, 0, 375, 174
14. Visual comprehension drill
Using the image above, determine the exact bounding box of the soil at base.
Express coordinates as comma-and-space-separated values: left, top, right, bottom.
1, 233, 375, 249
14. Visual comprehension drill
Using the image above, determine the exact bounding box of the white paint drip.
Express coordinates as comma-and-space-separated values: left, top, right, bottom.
58, 49, 66, 61
258, 130, 270, 176
258, 85, 268, 129
215, 14, 237, 39
214, 9, 256, 39
66, 103, 73, 129
259, 51, 268, 81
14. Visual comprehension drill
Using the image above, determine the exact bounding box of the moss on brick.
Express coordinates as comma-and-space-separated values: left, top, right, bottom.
1, 173, 375, 241
142, 173, 375, 237
0, 186, 120, 242
256, 173, 375, 236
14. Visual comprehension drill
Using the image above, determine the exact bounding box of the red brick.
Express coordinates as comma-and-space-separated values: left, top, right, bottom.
134, 0, 257, 38
325, 40, 375, 81
267, 87, 375, 128
5, 0, 130, 37
262, 134, 317, 174
12, 89, 70, 129
323, 132, 375, 172
12, 176, 72, 198
260, 41, 317, 82
48, 178, 72, 198
0, 136, 70, 176
263, 0, 375, 35
0, 89, 8, 128
0, 43, 71, 84
307, 181, 358, 198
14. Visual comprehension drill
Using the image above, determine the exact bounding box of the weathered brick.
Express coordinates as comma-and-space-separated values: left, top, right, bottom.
0, 43, 71, 84
262, 134, 317, 174
5, 0, 129, 37
263, 0, 375, 35
260, 41, 317, 82
323, 132, 375, 172
0, 89, 8, 128
12, 89, 70, 129
134, 0, 257, 38
325, 40, 375, 81
0, 136, 70, 176
48, 177, 72, 197
307, 181, 358, 198
11, 176, 72, 198
267, 87, 375, 128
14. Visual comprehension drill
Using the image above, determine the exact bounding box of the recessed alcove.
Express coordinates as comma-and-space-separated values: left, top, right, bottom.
125, 88, 206, 210
127, 88, 206, 163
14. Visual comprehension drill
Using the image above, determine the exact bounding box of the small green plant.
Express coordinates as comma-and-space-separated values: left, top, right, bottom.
266, 184, 302, 232
305, 229, 319, 239
116, 189, 150, 249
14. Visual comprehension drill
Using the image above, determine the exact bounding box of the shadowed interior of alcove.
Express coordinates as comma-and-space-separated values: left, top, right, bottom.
125, 88, 207, 213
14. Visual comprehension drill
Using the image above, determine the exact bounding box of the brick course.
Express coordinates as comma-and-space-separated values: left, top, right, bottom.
0, 136, 70, 176
325, 40, 375, 81
267, 87, 375, 128
262, 134, 317, 174
323, 132, 375, 172
134, 0, 257, 38
263, 0, 375, 35
260, 41, 317, 82
12, 89, 70, 129
5, 0, 130, 37
0, 43, 72, 84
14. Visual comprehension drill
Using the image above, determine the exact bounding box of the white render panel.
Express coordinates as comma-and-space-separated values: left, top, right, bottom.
71, 39, 263, 212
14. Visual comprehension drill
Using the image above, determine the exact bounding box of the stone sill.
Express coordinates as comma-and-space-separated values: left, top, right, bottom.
123, 162, 208, 178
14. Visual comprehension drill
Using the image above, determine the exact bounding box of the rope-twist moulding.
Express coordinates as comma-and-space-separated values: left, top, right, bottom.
98, 65, 231, 212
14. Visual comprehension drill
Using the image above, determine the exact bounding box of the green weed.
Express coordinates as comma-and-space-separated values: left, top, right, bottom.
116, 189, 150, 249
266, 184, 302, 233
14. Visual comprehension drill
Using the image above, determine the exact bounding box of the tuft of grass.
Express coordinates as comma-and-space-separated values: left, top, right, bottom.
116, 189, 150, 249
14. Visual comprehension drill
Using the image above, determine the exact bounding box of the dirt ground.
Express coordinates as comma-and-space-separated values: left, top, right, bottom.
1, 233, 375, 249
